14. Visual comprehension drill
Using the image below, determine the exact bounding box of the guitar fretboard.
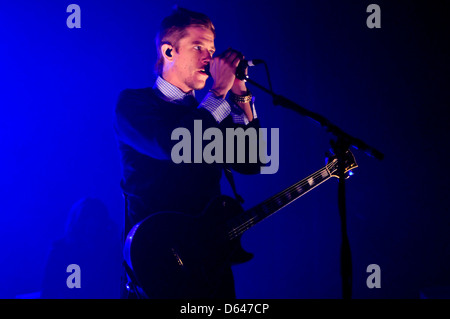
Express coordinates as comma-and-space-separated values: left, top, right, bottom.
227, 160, 337, 240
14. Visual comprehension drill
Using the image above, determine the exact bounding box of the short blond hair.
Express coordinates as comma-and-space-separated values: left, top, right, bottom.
154, 6, 215, 76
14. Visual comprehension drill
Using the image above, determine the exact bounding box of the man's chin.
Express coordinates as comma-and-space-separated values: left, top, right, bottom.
192, 81, 207, 91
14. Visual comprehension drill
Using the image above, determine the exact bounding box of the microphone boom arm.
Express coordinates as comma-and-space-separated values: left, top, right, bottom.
244, 76, 384, 160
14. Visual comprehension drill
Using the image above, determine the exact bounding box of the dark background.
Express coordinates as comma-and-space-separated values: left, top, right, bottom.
0, 0, 448, 298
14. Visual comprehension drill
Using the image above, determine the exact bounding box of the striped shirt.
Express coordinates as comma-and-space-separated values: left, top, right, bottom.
153, 76, 257, 125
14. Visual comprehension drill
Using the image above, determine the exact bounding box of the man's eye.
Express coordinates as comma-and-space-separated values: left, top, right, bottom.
194, 46, 201, 50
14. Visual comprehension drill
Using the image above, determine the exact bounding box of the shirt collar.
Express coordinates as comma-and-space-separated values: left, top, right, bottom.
153, 76, 195, 103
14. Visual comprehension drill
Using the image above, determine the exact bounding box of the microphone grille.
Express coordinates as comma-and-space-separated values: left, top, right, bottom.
248, 59, 264, 66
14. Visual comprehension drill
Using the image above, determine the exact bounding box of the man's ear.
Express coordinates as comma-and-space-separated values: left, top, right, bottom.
161, 43, 174, 60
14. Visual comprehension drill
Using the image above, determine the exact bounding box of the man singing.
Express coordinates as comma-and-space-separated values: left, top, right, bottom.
114, 6, 262, 299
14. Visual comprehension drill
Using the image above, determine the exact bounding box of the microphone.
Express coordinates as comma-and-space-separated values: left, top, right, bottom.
204, 59, 264, 80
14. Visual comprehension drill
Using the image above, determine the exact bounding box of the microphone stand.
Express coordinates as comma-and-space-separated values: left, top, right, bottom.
243, 75, 384, 299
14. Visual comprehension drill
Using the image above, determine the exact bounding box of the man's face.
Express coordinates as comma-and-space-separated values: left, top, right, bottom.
165, 26, 215, 92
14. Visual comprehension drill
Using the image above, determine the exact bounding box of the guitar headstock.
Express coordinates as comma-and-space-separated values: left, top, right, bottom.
326, 150, 358, 179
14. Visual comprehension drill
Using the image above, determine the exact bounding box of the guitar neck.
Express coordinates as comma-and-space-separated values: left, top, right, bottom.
227, 162, 335, 240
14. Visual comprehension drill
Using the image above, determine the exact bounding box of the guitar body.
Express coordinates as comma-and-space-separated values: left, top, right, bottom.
123, 151, 358, 298
124, 195, 253, 299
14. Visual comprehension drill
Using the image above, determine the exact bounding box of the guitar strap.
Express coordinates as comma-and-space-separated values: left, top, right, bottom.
223, 165, 245, 204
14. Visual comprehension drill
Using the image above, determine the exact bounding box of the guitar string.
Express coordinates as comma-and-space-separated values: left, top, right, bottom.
227, 165, 332, 233
227, 165, 335, 239
229, 158, 354, 239
228, 162, 337, 239
227, 170, 328, 240
228, 159, 343, 239
259, 162, 336, 206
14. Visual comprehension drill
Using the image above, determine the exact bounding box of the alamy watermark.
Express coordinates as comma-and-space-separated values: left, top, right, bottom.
66, 4, 380, 30
66, 263, 81, 288
366, 4, 381, 29
171, 120, 279, 174
366, 263, 381, 288
66, 4, 81, 29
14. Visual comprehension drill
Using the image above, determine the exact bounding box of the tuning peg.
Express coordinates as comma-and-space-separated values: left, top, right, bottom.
325, 149, 335, 164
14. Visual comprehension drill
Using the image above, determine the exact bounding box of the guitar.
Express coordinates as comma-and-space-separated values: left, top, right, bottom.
123, 150, 358, 298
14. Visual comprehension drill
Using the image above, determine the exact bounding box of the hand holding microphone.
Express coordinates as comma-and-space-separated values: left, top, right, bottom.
206, 48, 263, 97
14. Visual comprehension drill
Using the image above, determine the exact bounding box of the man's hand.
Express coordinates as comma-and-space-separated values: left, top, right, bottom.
209, 48, 247, 97
209, 48, 253, 121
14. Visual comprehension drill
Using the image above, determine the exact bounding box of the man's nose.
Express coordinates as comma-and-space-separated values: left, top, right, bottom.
202, 52, 212, 64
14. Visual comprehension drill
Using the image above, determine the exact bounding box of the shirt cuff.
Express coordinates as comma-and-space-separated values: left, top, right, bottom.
198, 91, 231, 123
